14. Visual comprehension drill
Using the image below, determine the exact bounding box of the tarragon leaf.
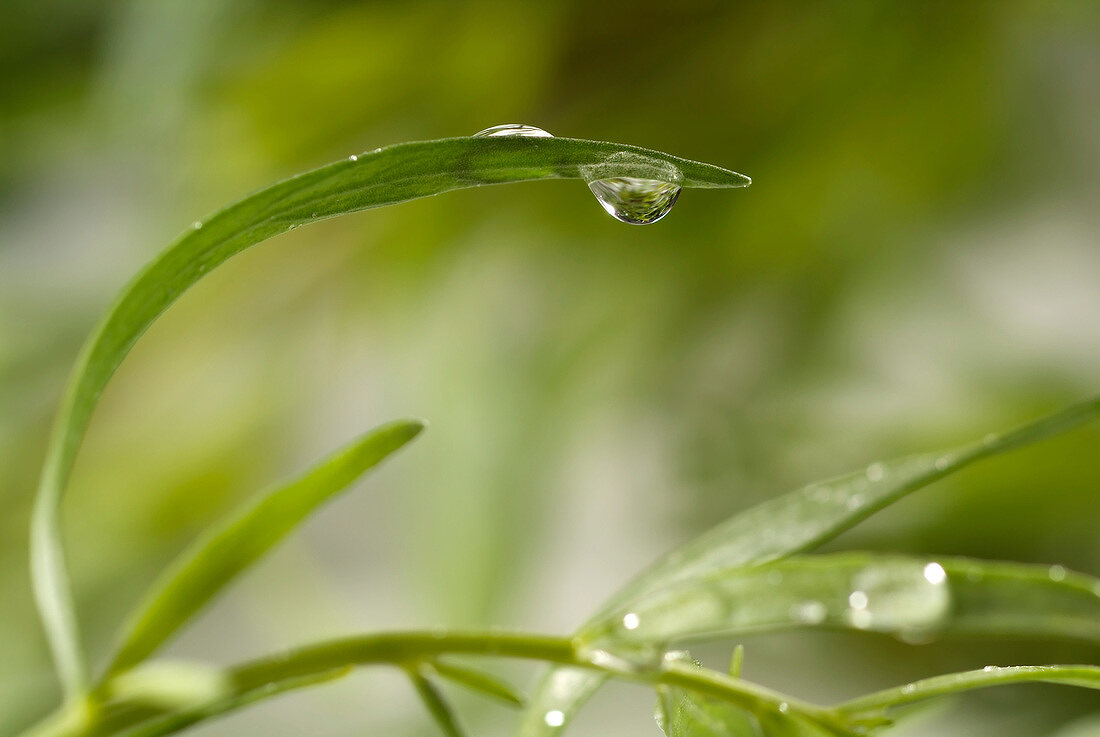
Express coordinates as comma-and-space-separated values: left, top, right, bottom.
30, 133, 749, 696
520, 399, 1099, 737
105, 420, 424, 675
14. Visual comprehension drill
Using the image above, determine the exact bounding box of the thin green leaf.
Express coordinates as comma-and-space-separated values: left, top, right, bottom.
430, 660, 525, 707
410, 668, 467, 737
580, 554, 1100, 648
655, 653, 761, 737
108, 667, 352, 737
103, 662, 230, 711
105, 419, 424, 675
656, 684, 761, 737
728, 645, 745, 679
521, 399, 1100, 737
836, 664, 1100, 716
31, 134, 748, 696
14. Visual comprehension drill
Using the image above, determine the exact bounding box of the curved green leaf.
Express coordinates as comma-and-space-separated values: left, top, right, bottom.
836, 664, 1100, 716
580, 554, 1100, 648
520, 399, 1100, 737
30, 134, 750, 696
410, 668, 468, 737
105, 419, 425, 675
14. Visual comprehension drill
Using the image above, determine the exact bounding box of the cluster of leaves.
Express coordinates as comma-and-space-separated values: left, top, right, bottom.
20, 135, 1100, 737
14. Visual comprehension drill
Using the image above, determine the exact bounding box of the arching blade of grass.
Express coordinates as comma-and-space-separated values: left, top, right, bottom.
519, 399, 1100, 737
104, 419, 424, 676
836, 664, 1100, 717
29, 134, 750, 697
578, 554, 1100, 648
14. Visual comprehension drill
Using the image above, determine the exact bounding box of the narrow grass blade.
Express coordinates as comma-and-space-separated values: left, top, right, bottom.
410, 669, 467, 737
430, 660, 525, 707
581, 554, 1100, 648
105, 419, 424, 675
108, 668, 352, 737
837, 664, 1100, 716
30, 134, 748, 695
520, 399, 1100, 737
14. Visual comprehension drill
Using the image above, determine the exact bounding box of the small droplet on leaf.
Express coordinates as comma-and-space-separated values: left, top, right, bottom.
473, 124, 553, 138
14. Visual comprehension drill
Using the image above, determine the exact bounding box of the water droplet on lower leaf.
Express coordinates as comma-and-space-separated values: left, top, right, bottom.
473, 124, 553, 138
587, 177, 681, 225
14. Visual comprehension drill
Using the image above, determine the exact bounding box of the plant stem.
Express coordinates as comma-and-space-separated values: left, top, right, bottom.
18, 630, 835, 737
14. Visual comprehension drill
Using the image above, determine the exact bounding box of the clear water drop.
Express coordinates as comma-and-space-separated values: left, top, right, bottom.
544, 710, 565, 727
923, 562, 947, 585
777, 702, 790, 714
587, 177, 681, 225
622, 612, 640, 630
192, 221, 203, 229
473, 123, 553, 138
348, 154, 358, 161
1049, 564, 1067, 582
789, 600, 827, 625
865, 463, 885, 482
848, 591, 870, 610
846, 493, 866, 511
900, 684, 916, 695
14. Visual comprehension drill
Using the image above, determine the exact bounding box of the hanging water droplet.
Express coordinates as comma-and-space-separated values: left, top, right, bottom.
845, 562, 951, 635
587, 177, 681, 225
544, 710, 565, 727
473, 123, 553, 138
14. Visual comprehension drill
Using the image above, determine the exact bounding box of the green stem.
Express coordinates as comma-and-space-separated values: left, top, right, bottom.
18, 630, 832, 737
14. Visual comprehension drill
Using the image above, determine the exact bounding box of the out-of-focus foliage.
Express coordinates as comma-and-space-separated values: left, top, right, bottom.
1, 2, 1098, 735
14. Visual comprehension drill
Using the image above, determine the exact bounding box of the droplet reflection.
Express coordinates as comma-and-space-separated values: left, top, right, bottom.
473, 124, 553, 138
587, 177, 681, 225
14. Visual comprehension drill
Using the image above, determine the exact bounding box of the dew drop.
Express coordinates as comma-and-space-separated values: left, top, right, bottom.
900, 684, 916, 695
1048, 564, 1067, 582
923, 562, 947, 585
982, 665, 997, 673
348, 154, 358, 162
934, 455, 951, 471
622, 612, 640, 630
846, 493, 866, 511
777, 702, 790, 714
192, 221, 203, 229
587, 177, 681, 225
544, 710, 565, 727
865, 463, 885, 482
849, 609, 873, 629
473, 123, 553, 138
789, 600, 827, 625
848, 591, 869, 610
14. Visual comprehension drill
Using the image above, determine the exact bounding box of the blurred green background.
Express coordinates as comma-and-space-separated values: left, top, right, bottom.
2, 1, 1099, 735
